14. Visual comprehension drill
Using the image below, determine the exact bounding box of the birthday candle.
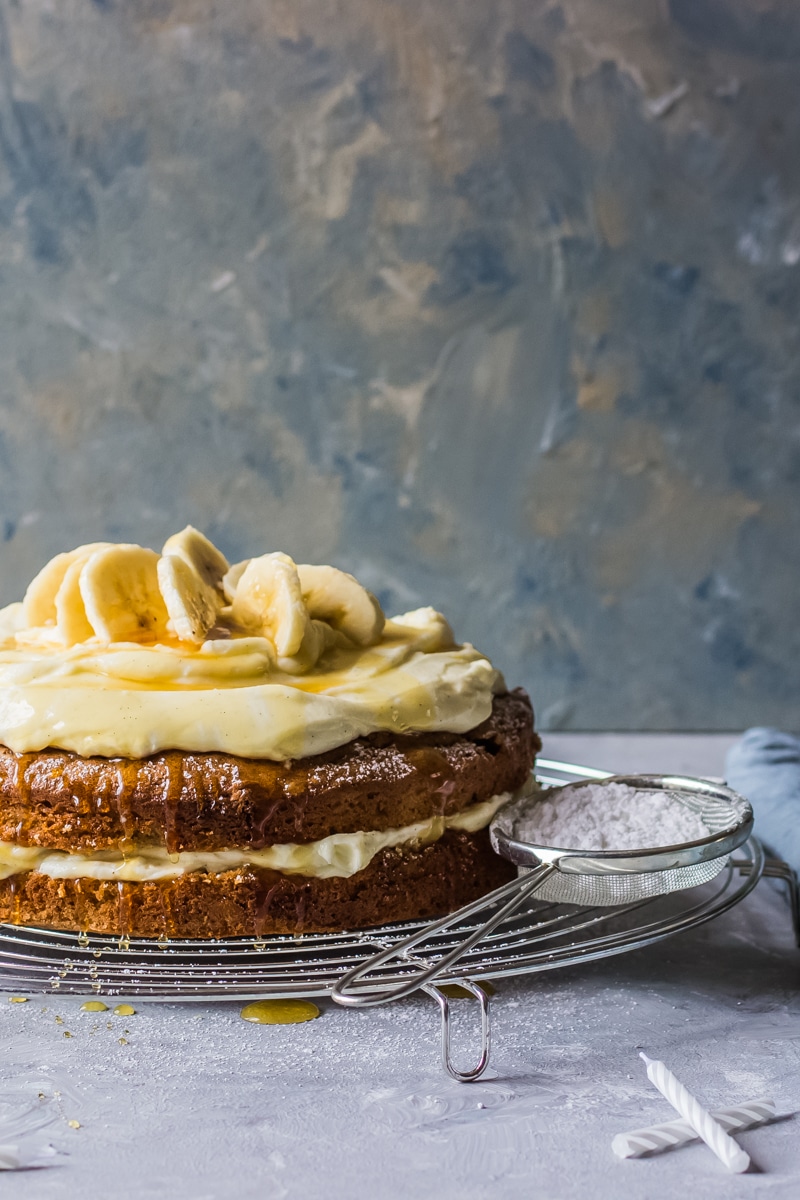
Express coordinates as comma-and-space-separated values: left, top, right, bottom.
613, 1096, 776, 1159
639, 1053, 750, 1173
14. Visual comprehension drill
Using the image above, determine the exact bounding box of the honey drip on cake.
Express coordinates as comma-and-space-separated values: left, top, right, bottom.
162, 754, 183, 856
157, 877, 179, 939
7, 873, 21, 924
114, 761, 136, 858
73, 878, 88, 931
253, 874, 282, 937
405, 746, 457, 811
12, 753, 34, 844
116, 880, 133, 937
294, 885, 308, 932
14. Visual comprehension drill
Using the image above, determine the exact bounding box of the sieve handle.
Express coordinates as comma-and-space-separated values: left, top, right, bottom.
331, 862, 558, 1007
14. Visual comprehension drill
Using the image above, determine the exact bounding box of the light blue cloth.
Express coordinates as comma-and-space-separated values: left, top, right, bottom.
726, 727, 800, 874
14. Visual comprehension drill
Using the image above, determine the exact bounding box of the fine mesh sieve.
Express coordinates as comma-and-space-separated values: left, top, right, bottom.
332, 774, 753, 1008
491, 774, 751, 906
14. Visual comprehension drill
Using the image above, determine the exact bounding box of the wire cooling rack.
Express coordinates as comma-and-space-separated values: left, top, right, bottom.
0, 760, 796, 1080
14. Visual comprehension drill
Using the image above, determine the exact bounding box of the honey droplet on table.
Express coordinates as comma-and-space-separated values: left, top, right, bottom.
8, 995, 28, 1003
81, 1000, 109, 1012
438, 982, 496, 1000
113, 1004, 135, 1016
240, 999, 320, 1025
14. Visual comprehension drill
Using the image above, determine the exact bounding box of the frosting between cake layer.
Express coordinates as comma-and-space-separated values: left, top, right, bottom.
0, 606, 503, 759
0, 792, 511, 882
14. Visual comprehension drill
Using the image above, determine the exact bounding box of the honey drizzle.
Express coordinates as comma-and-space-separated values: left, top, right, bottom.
163, 753, 183, 856
73, 879, 88, 932
116, 881, 133, 937
7, 874, 21, 924
253, 792, 284, 850
406, 747, 456, 816
287, 766, 310, 839
249, 757, 297, 849
294, 885, 308, 933
156, 877, 179, 939
13, 752, 35, 842
113, 760, 136, 856
253, 876, 282, 937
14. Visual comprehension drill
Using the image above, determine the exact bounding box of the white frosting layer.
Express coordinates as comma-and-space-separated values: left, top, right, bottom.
0, 607, 502, 759
0, 793, 510, 882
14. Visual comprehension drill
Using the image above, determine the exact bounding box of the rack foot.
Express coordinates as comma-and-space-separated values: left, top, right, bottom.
425, 981, 491, 1082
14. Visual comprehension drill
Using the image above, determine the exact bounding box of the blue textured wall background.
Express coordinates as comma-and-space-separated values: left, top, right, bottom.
0, 0, 798, 730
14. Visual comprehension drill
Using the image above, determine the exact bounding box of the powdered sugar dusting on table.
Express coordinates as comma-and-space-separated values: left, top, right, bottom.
513, 782, 710, 850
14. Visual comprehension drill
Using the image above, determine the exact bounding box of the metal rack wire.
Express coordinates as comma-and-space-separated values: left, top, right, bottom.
0, 760, 795, 1080
0, 844, 766, 1000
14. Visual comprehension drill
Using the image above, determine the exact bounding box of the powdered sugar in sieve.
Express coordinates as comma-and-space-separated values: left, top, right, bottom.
512, 781, 711, 852
491, 775, 754, 906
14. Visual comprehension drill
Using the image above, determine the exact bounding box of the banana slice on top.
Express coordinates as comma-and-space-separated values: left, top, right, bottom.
55, 557, 96, 644
23, 542, 112, 628
277, 618, 341, 674
231, 552, 310, 657
298, 564, 384, 646
80, 545, 169, 643
162, 526, 229, 596
222, 559, 250, 604
158, 554, 220, 644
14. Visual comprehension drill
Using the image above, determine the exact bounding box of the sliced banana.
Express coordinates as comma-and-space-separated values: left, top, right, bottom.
231, 552, 310, 657
55, 558, 96, 644
222, 559, 250, 604
23, 542, 111, 628
162, 526, 229, 595
80, 545, 169, 643
158, 553, 220, 644
277, 618, 339, 674
297, 564, 384, 646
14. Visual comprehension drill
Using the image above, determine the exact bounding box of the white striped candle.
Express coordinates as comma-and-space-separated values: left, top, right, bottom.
639, 1053, 750, 1173
613, 1096, 776, 1159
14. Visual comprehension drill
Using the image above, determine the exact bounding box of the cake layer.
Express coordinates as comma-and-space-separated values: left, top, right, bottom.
0, 690, 537, 853
0, 829, 517, 937
0, 791, 513, 882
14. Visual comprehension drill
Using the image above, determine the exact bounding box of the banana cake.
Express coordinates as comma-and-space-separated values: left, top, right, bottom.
0, 529, 539, 937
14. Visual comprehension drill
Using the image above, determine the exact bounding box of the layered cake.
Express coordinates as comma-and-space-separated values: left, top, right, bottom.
0, 530, 539, 937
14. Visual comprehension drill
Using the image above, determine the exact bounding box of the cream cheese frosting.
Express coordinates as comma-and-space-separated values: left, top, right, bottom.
0, 792, 511, 882
0, 529, 503, 759
0, 607, 501, 759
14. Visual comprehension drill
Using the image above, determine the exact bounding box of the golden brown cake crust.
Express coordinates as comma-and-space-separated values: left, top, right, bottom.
0, 830, 516, 938
0, 690, 538, 853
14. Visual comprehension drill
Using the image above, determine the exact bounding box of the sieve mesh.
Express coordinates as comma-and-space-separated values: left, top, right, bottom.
528, 856, 728, 906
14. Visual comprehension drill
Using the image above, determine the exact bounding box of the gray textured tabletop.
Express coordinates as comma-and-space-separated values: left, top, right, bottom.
1, 735, 798, 1200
